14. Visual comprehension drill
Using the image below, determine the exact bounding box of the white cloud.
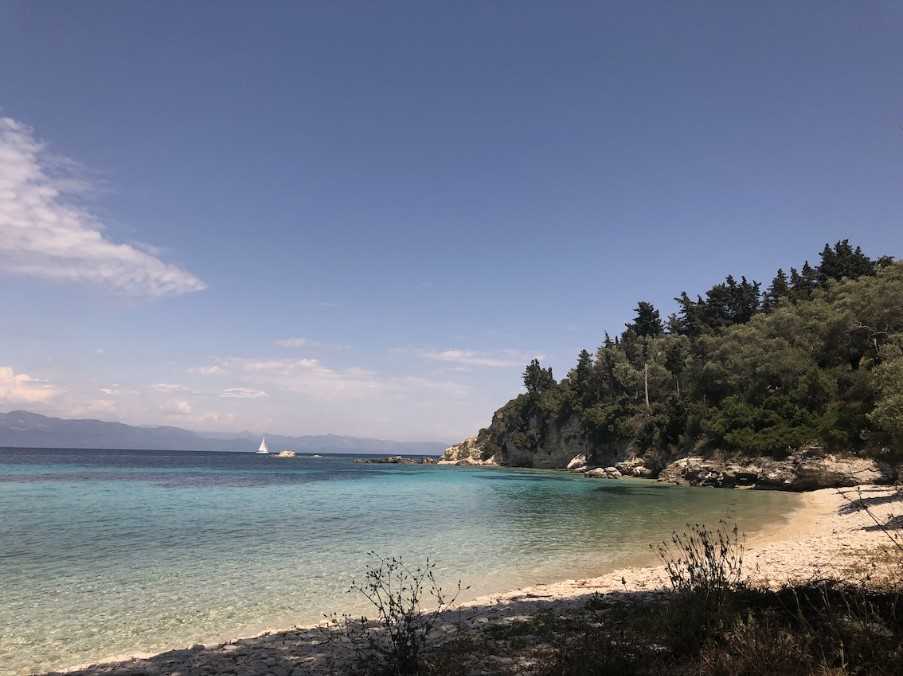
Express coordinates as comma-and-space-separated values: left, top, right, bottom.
190, 356, 469, 403
231, 357, 380, 399
0, 116, 205, 296
151, 383, 189, 393
99, 384, 138, 397
0, 366, 59, 403
189, 364, 226, 376
241, 358, 322, 372
160, 399, 192, 416
420, 348, 540, 369
274, 337, 308, 348
221, 387, 268, 399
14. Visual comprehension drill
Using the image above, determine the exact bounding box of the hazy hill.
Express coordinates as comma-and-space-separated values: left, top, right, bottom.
0, 410, 447, 453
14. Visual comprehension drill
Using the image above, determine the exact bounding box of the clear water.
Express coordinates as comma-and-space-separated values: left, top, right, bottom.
0, 448, 799, 675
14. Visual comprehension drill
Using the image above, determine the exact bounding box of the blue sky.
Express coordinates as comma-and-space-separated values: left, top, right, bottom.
1, 1, 901, 441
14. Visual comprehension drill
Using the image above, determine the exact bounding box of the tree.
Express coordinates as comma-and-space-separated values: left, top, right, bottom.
674, 292, 706, 336
869, 339, 903, 452
818, 239, 875, 282
662, 335, 690, 397
665, 312, 683, 335
571, 349, 594, 405
763, 268, 790, 310
790, 262, 818, 300
523, 359, 555, 396
627, 301, 664, 338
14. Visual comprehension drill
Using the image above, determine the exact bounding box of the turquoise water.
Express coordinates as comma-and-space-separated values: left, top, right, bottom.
0, 448, 799, 675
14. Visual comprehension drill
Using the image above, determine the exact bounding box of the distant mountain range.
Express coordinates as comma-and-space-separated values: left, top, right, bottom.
0, 411, 449, 453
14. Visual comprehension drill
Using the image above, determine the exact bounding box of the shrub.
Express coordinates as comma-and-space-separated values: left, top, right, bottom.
326, 553, 465, 675
654, 521, 745, 597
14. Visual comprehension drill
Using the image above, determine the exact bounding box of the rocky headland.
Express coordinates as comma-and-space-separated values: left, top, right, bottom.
441, 427, 899, 491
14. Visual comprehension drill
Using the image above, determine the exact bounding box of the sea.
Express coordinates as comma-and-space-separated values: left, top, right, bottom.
0, 448, 800, 675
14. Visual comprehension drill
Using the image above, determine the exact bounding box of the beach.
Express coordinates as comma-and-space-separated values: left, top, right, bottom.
51, 484, 901, 675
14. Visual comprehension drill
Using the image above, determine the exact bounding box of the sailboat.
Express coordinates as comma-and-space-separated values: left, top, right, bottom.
256, 437, 270, 454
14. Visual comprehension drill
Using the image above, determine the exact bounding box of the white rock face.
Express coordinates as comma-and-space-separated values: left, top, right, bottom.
566, 454, 587, 470
439, 435, 497, 465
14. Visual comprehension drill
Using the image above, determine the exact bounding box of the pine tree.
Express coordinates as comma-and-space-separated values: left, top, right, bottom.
523, 359, 555, 396
763, 268, 790, 310
674, 292, 705, 336
818, 239, 875, 282
665, 312, 683, 334
790, 262, 818, 300
732, 276, 760, 323
572, 349, 594, 405
627, 301, 664, 338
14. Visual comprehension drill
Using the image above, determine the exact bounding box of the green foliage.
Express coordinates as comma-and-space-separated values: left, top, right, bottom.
819, 238, 876, 282
500, 242, 902, 460
627, 301, 664, 338
869, 338, 903, 451
523, 358, 555, 396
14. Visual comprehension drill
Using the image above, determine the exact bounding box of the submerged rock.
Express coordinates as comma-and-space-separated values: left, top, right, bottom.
353, 455, 437, 465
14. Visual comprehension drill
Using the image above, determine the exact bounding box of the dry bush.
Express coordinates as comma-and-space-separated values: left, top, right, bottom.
325, 553, 465, 675
654, 521, 745, 596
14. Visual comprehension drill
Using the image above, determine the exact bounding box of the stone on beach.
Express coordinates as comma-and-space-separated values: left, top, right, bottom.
657, 446, 893, 491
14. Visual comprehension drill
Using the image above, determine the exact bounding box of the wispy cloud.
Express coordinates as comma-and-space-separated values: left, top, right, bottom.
221, 387, 268, 399
151, 383, 190, 393
0, 366, 60, 403
160, 399, 192, 416
0, 117, 205, 296
419, 348, 540, 369
274, 337, 308, 348
189, 364, 226, 376
190, 356, 469, 401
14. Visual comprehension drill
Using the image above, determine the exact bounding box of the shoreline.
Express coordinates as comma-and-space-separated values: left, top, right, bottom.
51, 484, 899, 675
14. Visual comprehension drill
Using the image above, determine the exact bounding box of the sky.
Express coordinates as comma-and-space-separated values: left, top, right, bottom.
1, 1, 902, 442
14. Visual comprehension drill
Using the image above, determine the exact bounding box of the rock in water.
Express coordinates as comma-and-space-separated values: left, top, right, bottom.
567, 453, 587, 470
585, 467, 622, 479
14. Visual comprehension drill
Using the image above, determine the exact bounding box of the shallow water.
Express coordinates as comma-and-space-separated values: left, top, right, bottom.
0, 448, 799, 674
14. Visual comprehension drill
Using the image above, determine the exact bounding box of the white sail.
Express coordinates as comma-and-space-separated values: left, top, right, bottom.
257, 437, 270, 453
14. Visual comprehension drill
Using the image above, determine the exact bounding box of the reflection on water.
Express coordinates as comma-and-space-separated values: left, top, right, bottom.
0, 448, 799, 675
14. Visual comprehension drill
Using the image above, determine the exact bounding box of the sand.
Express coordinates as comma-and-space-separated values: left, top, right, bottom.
52, 484, 902, 675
